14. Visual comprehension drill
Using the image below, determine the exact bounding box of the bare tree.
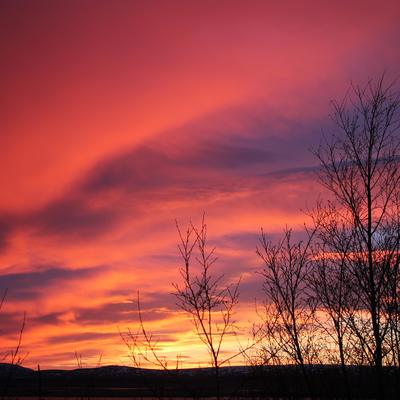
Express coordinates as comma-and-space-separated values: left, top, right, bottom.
120, 293, 193, 400
173, 216, 241, 400
249, 301, 286, 367
313, 76, 400, 399
122, 284, 243, 399
121, 292, 174, 371
122, 217, 252, 399
257, 228, 318, 397
308, 204, 360, 399
0, 289, 27, 366
0, 289, 27, 399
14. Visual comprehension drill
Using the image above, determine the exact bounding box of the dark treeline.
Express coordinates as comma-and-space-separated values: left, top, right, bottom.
1, 363, 400, 399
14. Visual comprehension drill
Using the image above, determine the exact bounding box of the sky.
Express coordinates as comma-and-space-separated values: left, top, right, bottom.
1, 0, 400, 369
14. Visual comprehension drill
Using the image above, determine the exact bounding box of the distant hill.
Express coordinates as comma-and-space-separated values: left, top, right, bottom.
1, 363, 399, 398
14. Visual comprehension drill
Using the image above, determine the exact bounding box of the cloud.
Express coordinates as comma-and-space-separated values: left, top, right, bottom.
0, 311, 25, 335
82, 106, 323, 196
0, 101, 326, 249
32, 311, 66, 325
214, 231, 260, 251
45, 331, 115, 345
82, 140, 273, 197
0, 265, 108, 301
73, 301, 172, 325
29, 197, 121, 239
0, 216, 13, 252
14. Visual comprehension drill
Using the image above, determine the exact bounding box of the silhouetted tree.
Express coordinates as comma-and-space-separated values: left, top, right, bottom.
121, 296, 184, 400
313, 76, 400, 399
122, 217, 249, 399
308, 208, 358, 399
173, 215, 241, 400
257, 228, 318, 397
0, 289, 27, 399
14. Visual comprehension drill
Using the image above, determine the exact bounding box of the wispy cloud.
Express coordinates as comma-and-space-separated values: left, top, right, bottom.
0, 265, 108, 301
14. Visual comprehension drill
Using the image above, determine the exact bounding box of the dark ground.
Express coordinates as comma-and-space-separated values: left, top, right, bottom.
1, 363, 399, 399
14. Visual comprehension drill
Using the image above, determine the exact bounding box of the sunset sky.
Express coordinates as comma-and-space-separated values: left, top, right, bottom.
1, 0, 400, 369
